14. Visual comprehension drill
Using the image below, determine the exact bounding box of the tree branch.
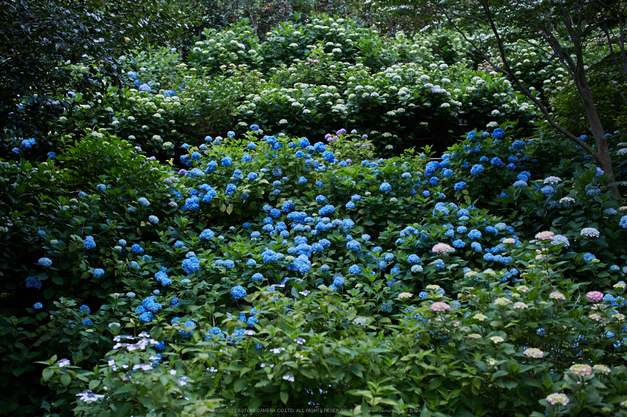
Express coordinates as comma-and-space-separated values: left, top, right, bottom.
474, 0, 594, 153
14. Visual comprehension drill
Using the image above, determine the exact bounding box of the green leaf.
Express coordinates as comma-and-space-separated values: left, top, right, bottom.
255, 379, 272, 388
280, 390, 289, 404
42, 368, 54, 382
150, 326, 163, 340
326, 357, 342, 366
300, 368, 315, 379
492, 370, 509, 379
113, 402, 131, 417
233, 377, 248, 392
60, 373, 71, 386
350, 364, 363, 377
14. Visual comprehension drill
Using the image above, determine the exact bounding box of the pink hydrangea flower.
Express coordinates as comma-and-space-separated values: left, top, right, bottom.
523, 348, 544, 358
535, 231, 555, 240
586, 291, 603, 302
549, 291, 566, 301
432, 243, 454, 254
569, 364, 592, 376
546, 393, 569, 406
430, 302, 451, 312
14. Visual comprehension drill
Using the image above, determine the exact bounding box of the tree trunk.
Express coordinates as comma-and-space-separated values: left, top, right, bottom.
575, 68, 621, 199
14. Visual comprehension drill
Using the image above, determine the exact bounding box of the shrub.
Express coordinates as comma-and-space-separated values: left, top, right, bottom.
2, 126, 625, 415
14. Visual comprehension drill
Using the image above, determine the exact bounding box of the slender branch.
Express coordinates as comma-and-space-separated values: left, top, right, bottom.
619, 1, 627, 80
473, 0, 594, 153
535, 22, 576, 75
600, 18, 627, 82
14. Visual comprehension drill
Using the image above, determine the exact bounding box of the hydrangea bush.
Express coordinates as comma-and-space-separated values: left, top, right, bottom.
20, 15, 548, 160
442, 124, 627, 273
2, 125, 622, 416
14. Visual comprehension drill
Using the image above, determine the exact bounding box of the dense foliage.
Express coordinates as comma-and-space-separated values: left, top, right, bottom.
2, 6, 627, 417
9, 15, 546, 161
0, 0, 195, 135
1, 122, 627, 415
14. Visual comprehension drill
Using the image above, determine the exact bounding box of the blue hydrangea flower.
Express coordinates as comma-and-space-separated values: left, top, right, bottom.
485, 226, 497, 235
407, 254, 420, 264
25, 276, 42, 289
138, 197, 150, 207
181, 196, 200, 211
83, 236, 96, 250
33, 302, 43, 309
180, 321, 196, 338
231, 285, 247, 300
454, 181, 467, 191
348, 265, 362, 274
433, 202, 449, 217
182, 257, 199, 275
490, 157, 503, 166
583, 252, 596, 262
380, 182, 392, 192
452, 239, 465, 248
319, 205, 335, 216
226, 184, 237, 194
492, 128, 505, 139
434, 259, 445, 270
470, 164, 484, 175
541, 185, 555, 197
347, 240, 361, 251
333, 275, 345, 287
200, 229, 215, 240
468, 229, 482, 240
93, 268, 104, 278
38, 257, 52, 267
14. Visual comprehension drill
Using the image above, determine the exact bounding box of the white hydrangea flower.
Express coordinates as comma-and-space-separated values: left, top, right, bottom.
580, 227, 600, 238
